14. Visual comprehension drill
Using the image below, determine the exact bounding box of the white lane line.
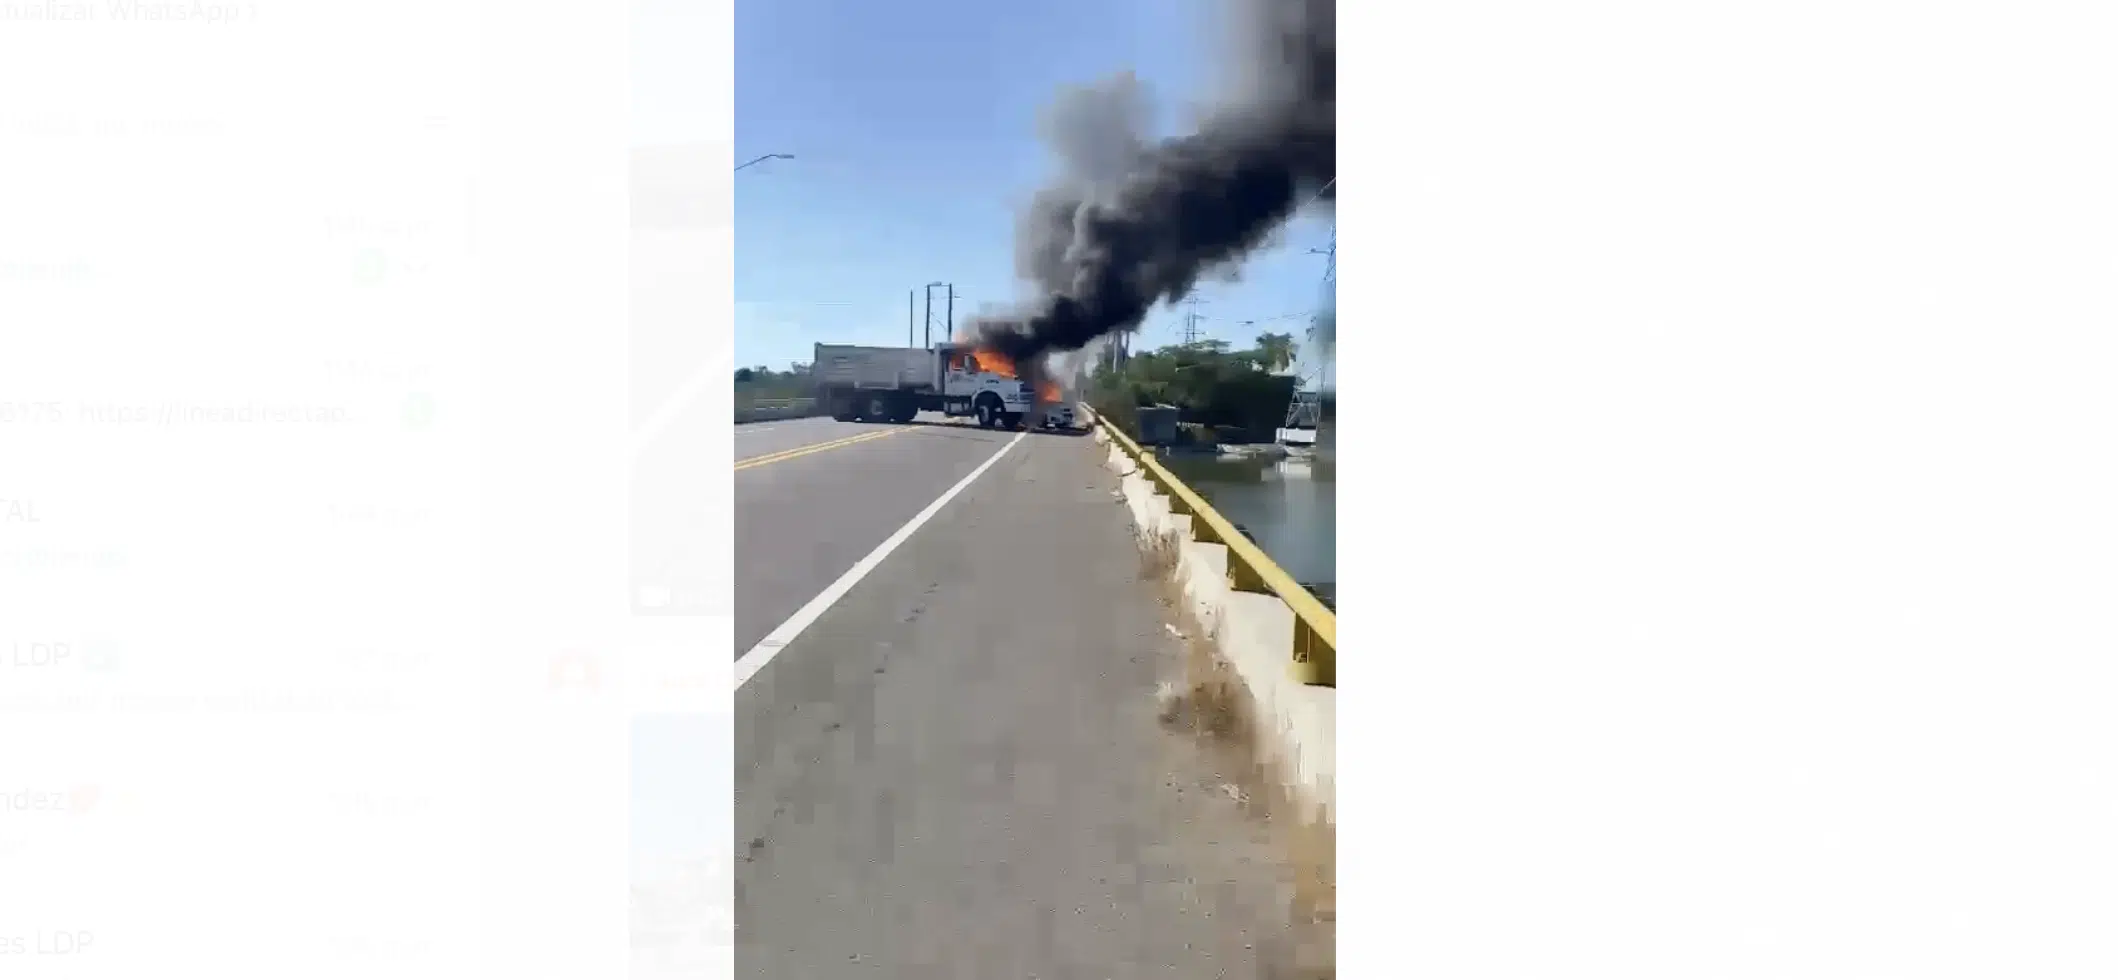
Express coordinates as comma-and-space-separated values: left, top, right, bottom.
734, 429, 1029, 690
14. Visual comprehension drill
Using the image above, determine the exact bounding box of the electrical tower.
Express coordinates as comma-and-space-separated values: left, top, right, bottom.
1307, 224, 1336, 359
1181, 294, 1209, 345
1284, 222, 1337, 436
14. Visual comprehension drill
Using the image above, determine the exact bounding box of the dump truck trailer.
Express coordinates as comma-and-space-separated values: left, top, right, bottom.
811, 343, 1039, 429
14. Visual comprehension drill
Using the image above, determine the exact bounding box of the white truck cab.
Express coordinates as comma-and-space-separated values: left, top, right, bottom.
937, 347, 1035, 428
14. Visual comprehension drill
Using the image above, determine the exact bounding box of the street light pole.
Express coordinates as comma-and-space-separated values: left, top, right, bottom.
735, 152, 795, 172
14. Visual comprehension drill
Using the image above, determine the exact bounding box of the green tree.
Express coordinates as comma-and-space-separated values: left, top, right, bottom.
734, 367, 756, 383
1086, 338, 1296, 442
1253, 331, 1298, 373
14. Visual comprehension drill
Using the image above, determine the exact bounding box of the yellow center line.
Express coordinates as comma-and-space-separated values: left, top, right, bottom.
733, 427, 910, 471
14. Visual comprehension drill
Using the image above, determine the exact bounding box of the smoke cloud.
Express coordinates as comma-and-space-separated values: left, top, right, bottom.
970, 0, 1335, 369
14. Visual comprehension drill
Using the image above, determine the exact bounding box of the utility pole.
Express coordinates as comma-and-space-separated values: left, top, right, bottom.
921, 281, 946, 348
908, 290, 916, 347
944, 284, 958, 343
1306, 223, 1337, 393
1309, 228, 1337, 279
1310, 222, 1338, 328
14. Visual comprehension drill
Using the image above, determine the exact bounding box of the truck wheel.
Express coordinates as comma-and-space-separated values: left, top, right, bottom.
975, 397, 999, 428
891, 401, 919, 424
1002, 412, 1024, 430
865, 394, 893, 422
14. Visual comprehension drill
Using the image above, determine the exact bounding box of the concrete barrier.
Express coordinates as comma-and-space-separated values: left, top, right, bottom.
1088, 406, 1336, 826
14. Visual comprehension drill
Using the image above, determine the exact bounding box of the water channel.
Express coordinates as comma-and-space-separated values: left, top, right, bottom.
1159, 449, 1337, 610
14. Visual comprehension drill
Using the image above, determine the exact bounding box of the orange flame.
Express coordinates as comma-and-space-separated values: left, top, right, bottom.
967, 345, 1059, 402
969, 348, 1018, 378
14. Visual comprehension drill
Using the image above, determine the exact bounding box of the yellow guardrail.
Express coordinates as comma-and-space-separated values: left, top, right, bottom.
1088, 406, 1336, 687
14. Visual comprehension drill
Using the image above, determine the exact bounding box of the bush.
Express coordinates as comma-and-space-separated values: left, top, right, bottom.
1087, 337, 1297, 439
1087, 376, 1142, 438
733, 363, 815, 407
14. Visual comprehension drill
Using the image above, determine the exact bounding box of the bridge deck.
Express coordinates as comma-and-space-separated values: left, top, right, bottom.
733, 416, 1320, 977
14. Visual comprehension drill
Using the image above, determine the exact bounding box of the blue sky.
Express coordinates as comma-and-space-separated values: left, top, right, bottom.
728, 0, 1335, 374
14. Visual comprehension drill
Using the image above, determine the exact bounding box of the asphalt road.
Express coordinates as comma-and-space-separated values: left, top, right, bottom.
733, 415, 892, 462
733, 414, 1027, 656
732, 420, 1325, 978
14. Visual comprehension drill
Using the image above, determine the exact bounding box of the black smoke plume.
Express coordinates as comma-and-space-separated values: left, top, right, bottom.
969, 0, 1335, 368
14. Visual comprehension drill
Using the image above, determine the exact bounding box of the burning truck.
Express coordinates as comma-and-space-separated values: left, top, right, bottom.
810, 342, 1072, 430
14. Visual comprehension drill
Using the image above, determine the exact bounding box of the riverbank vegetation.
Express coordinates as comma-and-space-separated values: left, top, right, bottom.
1086, 334, 1313, 445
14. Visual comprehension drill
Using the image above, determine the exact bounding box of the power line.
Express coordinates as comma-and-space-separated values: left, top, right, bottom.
1293, 176, 1335, 219
1235, 310, 1314, 326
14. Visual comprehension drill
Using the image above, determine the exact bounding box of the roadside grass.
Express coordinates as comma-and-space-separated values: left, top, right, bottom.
1132, 521, 1337, 978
